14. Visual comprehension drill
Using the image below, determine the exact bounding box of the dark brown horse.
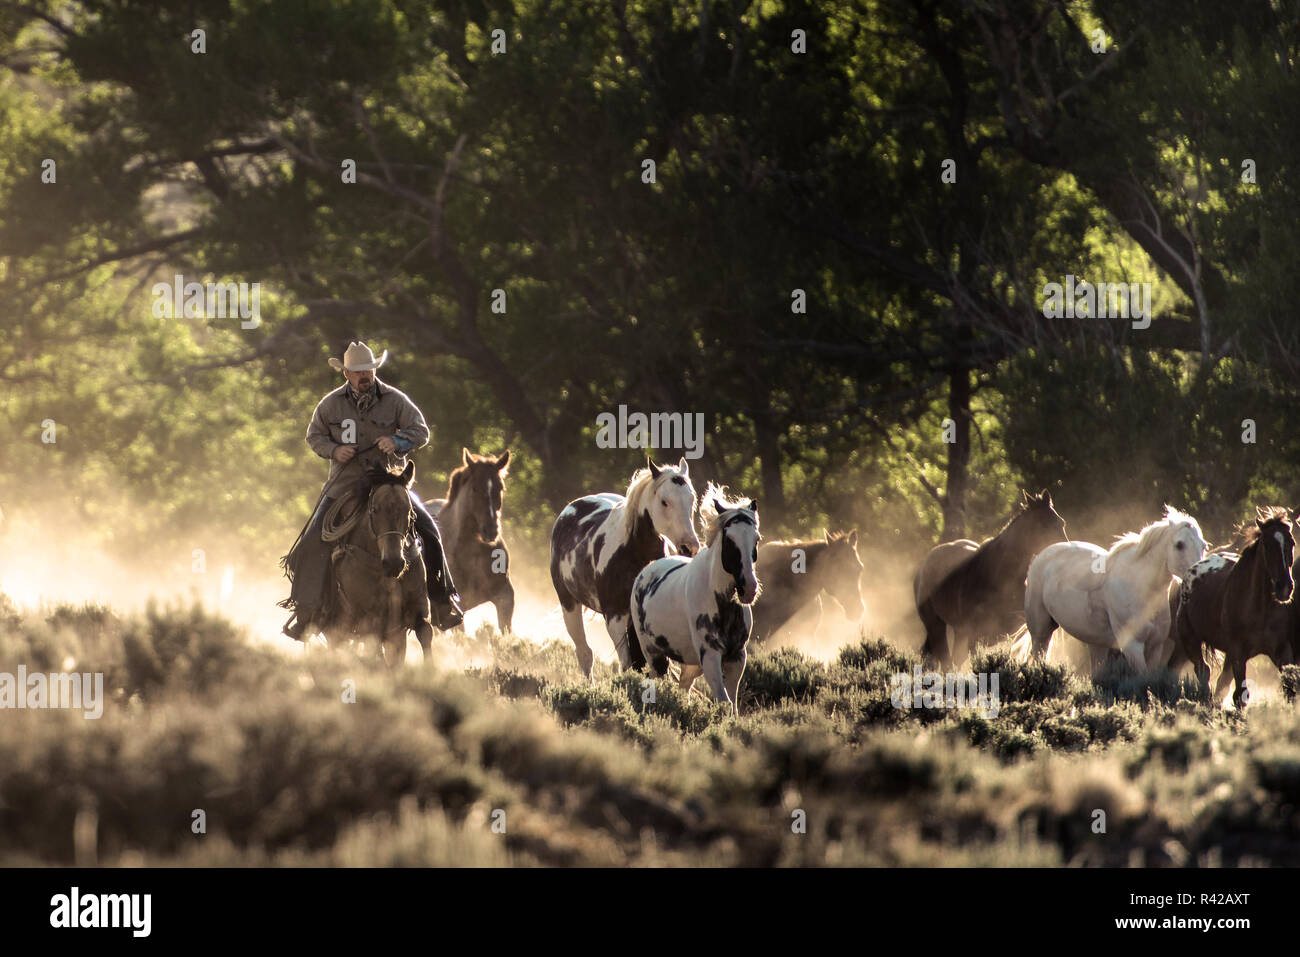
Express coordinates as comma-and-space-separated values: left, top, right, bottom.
916, 490, 1067, 668
327, 461, 434, 666
426, 448, 514, 632
1171, 508, 1295, 707
750, 530, 864, 644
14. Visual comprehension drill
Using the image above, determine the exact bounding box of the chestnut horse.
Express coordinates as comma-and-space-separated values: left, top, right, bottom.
427, 448, 514, 632
915, 490, 1067, 668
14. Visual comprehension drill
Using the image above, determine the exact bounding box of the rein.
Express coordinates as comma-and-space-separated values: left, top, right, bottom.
322, 482, 414, 558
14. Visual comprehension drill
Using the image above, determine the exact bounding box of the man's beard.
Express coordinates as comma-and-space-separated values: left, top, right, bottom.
352, 379, 377, 411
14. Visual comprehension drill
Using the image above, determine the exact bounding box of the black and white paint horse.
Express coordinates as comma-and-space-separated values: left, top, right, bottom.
631, 487, 761, 714
550, 457, 700, 678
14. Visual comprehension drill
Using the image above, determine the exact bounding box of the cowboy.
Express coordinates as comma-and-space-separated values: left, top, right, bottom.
280, 341, 464, 639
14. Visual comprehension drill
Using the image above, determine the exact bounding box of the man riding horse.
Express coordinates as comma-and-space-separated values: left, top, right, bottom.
280, 340, 464, 640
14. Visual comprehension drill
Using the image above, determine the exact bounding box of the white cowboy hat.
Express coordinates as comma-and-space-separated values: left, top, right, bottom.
328, 341, 388, 372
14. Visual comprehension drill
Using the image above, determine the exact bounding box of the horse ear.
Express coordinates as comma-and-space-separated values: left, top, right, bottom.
678, 456, 689, 476
1040, 489, 1052, 506
1021, 489, 1032, 503
462, 447, 471, 466
747, 498, 757, 513
496, 449, 511, 470
647, 457, 661, 478
848, 529, 858, 547
401, 460, 415, 486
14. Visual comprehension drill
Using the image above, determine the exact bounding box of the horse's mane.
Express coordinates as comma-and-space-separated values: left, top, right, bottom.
1235, 506, 1291, 550
445, 465, 471, 505
1109, 505, 1199, 558
990, 493, 1051, 541
766, 530, 855, 552
700, 483, 757, 547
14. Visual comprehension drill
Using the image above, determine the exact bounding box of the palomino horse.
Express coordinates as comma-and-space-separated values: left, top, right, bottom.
427, 448, 514, 632
1024, 506, 1207, 672
326, 461, 434, 666
1171, 508, 1295, 707
749, 530, 864, 644
550, 457, 700, 678
916, 490, 1068, 668
631, 487, 761, 714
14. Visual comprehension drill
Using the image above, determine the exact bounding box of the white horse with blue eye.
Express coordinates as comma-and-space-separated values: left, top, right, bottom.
631, 487, 761, 713
1023, 506, 1207, 671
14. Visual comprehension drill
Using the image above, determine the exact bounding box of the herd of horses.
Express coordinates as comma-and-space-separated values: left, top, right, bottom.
915, 492, 1299, 708
318, 452, 1299, 712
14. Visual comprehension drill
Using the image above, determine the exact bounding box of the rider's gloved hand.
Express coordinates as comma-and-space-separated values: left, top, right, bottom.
376, 435, 398, 454
333, 445, 357, 463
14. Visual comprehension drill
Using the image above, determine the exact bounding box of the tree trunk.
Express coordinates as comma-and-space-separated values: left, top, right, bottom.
941, 364, 972, 539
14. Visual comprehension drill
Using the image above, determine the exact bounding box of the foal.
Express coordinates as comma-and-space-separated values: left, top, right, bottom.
631, 488, 760, 714
1173, 508, 1295, 707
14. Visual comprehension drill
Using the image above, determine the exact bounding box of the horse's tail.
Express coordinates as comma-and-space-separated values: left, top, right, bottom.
1008, 623, 1033, 662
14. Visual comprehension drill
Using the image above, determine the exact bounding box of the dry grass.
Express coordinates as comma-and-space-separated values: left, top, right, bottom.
1, 595, 1298, 866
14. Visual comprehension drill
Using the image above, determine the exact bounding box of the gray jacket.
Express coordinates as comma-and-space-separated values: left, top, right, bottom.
306, 379, 430, 497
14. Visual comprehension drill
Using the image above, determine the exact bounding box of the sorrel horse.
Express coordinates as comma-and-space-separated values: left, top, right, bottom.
550, 457, 699, 678
326, 461, 434, 666
749, 530, 864, 644
915, 490, 1067, 668
1171, 508, 1295, 707
427, 448, 514, 632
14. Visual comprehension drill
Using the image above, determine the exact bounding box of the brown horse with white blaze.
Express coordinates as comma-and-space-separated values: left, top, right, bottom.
427, 448, 514, 632
1171, 508, 1296, 708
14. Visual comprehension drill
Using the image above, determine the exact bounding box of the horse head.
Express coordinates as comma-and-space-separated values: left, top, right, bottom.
706, 490, 761, 604
366, 460, 415, 579
638, 456, 700, 557
450, 447, 510, 544
1160, 506, 1208, 579
1252, 508, 1295, 603
1013, 489, 1069, 556
823, 528, 865, 621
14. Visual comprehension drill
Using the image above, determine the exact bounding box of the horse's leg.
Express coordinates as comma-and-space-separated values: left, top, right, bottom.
494, 579, 516, 634
722, 650, 747, 716
918, 598, 950, 669
1024, 591, 1056, 661
413, 619, 434, 661
560, 604, 594, 679
1120, 638, 1147, 673
1225, 646, 1250, 708
604, 613, 634, 672
1212, 659, 1234, 704
699, 647, 729, 706
385, 633, 409, 668
678, 663, 702, 694
950, 628, 971, 670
